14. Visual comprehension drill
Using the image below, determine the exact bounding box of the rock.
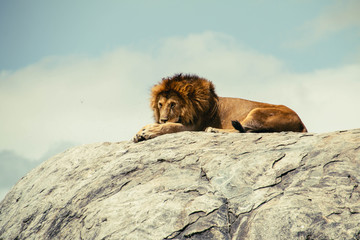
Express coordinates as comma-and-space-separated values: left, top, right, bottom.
1, 129, 360, 240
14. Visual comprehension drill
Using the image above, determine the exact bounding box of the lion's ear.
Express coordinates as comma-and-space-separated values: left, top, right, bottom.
151, 103, 160, 123
153, 107, 160, 123
150, 93, 160, 123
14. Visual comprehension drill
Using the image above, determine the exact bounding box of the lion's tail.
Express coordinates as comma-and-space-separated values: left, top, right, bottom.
231, 120, 246, 133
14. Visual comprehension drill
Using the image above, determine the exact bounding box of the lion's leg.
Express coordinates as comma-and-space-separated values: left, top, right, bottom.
205, 127, 239, 133
241, 107, 302, 132
133, 123, 195, 142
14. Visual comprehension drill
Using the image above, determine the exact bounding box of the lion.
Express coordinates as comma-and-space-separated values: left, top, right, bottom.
133, 74, 307, 142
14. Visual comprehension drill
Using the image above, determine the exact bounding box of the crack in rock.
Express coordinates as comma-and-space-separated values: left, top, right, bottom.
272, 153, 286, 168
165, 201, 231, 240
200, 168, 210, 182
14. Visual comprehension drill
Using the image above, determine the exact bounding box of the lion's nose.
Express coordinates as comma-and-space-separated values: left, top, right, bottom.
160, 118, 168, 123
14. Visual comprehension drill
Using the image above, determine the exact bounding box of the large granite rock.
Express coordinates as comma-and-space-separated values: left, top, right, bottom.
1, 130, 360, 240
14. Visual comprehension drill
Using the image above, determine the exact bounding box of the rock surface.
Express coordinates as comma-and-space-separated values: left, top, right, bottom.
1, 129, 360, 240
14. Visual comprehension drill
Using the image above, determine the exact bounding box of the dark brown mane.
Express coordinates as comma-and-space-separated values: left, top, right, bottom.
150, 74, 219, 126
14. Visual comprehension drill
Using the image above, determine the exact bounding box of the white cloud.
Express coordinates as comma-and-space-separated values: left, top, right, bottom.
264, 64, 360, 132
288, 0, 360, 47
1, 31, 359, 162
0, 49, 156, 159
156, 32, 285, 84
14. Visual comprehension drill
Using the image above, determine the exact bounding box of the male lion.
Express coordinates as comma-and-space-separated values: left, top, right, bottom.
133, 74, 307, 142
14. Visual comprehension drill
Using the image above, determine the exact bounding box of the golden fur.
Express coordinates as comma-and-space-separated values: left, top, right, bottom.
133, 74, 307, 142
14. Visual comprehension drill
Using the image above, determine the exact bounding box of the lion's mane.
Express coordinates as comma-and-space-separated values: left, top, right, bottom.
150, 74, 219, 127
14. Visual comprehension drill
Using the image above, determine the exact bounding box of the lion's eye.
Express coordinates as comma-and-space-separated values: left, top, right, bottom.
158, 103, 162, 108
170, 102, 176, 109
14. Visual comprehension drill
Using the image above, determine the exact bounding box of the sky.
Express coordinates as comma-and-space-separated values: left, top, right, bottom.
1, 0, 360, 200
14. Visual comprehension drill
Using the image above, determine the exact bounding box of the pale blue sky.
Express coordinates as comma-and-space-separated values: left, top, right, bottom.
1, 0, 360, 200
1, 0, 359, 71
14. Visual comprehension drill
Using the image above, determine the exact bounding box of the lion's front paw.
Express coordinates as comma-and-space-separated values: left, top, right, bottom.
133, 131, 146, 143
205, 127, 220, 133
133, 124, 162, 143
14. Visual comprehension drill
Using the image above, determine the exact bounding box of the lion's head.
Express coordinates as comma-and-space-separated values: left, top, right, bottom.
150, 74, 219, 128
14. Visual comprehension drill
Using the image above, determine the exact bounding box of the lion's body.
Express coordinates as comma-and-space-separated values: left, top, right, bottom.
215, 97, 307, 132
133, 74, 307, 142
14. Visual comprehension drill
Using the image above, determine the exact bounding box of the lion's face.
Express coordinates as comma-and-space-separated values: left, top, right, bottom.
150, 74, 219, 127
156, 94, 183, 124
